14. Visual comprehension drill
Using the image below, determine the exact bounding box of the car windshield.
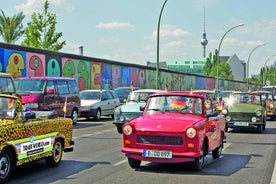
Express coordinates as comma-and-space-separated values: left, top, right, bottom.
0, 96, 17, 119
226, 93, 262, 105
127, 92, 153, 103
80, 91, 101, 100
146, 95, 202, 115
0, 77, 16, 94
114, 88, 131, 98
14, 79, 45, 93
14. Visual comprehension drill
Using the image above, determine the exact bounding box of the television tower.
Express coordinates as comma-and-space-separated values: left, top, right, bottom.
201, 7, 208, 58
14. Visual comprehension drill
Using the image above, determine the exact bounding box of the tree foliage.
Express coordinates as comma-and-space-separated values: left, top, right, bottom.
203, 49, 233, 80
0, 9, 25, 44
21, 0, 65, 51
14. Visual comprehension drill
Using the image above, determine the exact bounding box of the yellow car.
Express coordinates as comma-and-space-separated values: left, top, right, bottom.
0, 93, 74, 183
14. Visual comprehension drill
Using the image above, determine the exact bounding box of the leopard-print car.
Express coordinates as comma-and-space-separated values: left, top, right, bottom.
0, 94, 74, 183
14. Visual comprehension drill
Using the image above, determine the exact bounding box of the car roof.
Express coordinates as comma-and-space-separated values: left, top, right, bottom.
15, 76, 76, 80
80, 89, 113, 92
132, 89, 163, 93
250, 90, 273, 94
149, 91, 206, 99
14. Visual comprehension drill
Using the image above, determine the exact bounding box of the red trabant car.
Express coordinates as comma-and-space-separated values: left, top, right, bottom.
121, 91, 226, 171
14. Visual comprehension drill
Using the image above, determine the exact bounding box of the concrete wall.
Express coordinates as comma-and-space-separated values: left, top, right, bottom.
0, 42, 260, 91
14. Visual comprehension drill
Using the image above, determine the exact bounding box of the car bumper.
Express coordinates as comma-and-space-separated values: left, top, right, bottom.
63, 140, 74, 152
121, 147, 201, 163
80, 109, 97, 117
227, 121, 264, 128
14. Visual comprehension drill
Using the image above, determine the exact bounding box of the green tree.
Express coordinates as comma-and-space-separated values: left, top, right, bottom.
204, 49, 233, 80
0, 9, 25, 44
203, 52, 213, 76
21, 0, 65, 51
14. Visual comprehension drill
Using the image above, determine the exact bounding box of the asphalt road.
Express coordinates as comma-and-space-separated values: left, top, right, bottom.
8, 117, 276, 184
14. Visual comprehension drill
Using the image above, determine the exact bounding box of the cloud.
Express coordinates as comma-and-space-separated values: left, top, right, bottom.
98, 37, 120, 44
15, 0, 74, 15
149, 24, 189, 40
96, 22, 134, 30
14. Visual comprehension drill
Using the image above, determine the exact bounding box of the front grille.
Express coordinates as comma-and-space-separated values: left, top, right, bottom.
229, 112, 255, 121
136, 135, 183, 145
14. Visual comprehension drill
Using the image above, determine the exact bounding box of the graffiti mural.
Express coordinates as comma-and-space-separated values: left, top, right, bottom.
62, 58, 76, 78
27, 53, 45, 77
5, 50, 25, 78
77, 60, 90, 91
0, 43, 260, 92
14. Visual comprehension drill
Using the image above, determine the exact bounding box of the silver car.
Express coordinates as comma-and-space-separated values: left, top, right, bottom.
80, 90, 120, 120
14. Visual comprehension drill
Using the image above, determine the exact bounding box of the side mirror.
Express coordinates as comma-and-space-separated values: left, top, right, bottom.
139, 105, 145, 111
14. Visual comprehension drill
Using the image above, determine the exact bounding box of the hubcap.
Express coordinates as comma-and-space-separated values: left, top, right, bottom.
0, 157, 9, 178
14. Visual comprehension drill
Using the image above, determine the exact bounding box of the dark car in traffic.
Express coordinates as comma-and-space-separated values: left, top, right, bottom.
114, 87, 139, 104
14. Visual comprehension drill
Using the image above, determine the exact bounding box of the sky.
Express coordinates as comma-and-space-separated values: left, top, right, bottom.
1, 0, 276, 77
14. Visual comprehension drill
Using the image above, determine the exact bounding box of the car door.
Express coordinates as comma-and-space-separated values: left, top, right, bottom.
205, 95, 221, 150
105, 91, 118, 114
100, 91, 110, 115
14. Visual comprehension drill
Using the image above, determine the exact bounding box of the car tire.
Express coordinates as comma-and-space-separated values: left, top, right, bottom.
71, 108, 78, 125
117, 126, 122, 134
94, 109, 101, 121
0, 148, 13, 183
128, 157, 141, 168
45, 139, 63, 167
192, 143, 206, 171
212, 135, 223, 159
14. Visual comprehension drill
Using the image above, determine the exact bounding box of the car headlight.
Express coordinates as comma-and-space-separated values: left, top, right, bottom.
114, 108, 120, 114
270, 104, 274, 108
251, 117, 257, 122
256, 110, 262, 116
225, 116, 231, 122
123, 125, 133, 135
186, 127, 196, 138
120, 116, 125, 122
222, 109, 228, 115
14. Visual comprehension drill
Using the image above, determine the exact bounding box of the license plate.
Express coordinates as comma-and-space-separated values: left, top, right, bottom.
142, 150, 172, 159
233, 122, 249, 126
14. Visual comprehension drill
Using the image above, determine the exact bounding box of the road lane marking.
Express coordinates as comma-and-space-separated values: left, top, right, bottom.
113, 159, 127, 166
271, 160, 276, 184
73, 129, 115, 139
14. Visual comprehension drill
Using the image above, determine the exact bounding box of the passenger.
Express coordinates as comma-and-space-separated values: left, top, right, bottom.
190, 98, 202, 114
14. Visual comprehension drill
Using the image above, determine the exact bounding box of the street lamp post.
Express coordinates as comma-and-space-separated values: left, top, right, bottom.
216, 23, 244, 90
246, 43, 265, 86
262, 54, 276, 86
156, 0, 168, 90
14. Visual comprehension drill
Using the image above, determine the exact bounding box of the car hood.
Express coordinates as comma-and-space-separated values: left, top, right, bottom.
81, 99, 99, 106
19, 93, 42, 104
120, 102, 145, 112
226, 103, 263, 113
131, 113, 204, 133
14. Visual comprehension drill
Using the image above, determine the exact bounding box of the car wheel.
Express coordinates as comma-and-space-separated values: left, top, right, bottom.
0, 148, 13, 183
225, 124, 229, 132
117, 126, 122, 134
263, 118, 266, 130
192, 143, 206, 171
257, 124, 263, 134
94, 109, 101, 121
128, 157, 141, 168
45, 139, 63, 167
71, 108, 78, 125
212, 135, 223, 159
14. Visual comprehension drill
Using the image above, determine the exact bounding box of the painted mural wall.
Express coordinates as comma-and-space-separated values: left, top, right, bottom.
0, 42, 260, 92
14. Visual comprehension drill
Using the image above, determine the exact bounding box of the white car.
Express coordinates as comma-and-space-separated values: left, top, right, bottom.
80, 90, 120, 120
113, 89, 163, 133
